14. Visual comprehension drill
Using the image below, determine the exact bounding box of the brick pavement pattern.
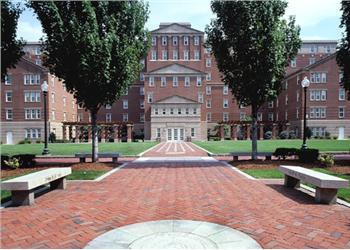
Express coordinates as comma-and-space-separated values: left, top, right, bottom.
1, 158, 350, 249
143, 142, 208, 157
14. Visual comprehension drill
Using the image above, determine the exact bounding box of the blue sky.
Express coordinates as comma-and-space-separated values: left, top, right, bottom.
17, 0, 343, 42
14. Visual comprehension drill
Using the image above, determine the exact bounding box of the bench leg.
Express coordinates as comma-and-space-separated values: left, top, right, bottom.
112, 157, 118, 163
315, 188, 337, 204
50, 177, 67, 190
284, 175, 300, 188
233, 156, 238, 161
265, 155, 272, 160
79, 157, 86, 163
11, 190, 35, 206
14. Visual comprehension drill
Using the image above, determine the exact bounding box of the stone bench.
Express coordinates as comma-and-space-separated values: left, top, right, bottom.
75, 153, 120, 163
1, 167, 71, 206
278, 165, 349, 204
230, 152, 273, 161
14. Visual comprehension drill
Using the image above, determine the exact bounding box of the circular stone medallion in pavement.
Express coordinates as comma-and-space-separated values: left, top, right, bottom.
85, 220, 262, 249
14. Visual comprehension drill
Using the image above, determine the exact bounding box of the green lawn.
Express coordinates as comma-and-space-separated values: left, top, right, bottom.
0, 141, 158, 156
242, 167, 350, 202
194, 139, 350, 154
1, 169, 108, 203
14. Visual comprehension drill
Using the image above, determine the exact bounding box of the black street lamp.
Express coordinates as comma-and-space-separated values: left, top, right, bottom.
41, 81, 50, 155
301, 76, 310, 150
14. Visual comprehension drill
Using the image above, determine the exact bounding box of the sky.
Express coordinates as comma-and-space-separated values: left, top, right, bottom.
17, 0, 344, 42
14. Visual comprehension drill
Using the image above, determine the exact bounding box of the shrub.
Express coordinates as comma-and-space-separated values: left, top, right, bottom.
298, 149, 319, 163
54, 139, 70, 143
332, 136, 338, 140
4, 157, 20, 169
279, 130, 289, 139
12, 154, 36, 168
305, 127, 312, 139
325, 131, 331, 139
18, 138, 31, 144
319, 154, 334, 167
264, 131, 272, 140
1, 155, 10, 167
49, 132, 56, 143
289, 131, 297, 139
274, 148, 299, 160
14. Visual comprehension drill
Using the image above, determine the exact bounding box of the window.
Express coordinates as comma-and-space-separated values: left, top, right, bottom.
6, 109, 13, 120
206, 86, 211, 95
5, 91, 12, 102
310, 107, 326, 118
161, 50, 167, 60
173, 50, 178, 60
206, 58, 211, 67
285, 95, 288, 105
285, 111, 288, 120
206, 73, 211, 81
198, 92, 203, 103
185, 108, 189, 115
339, 107, 345, 118
170, 108, 174, 115
147, 93, 153, 103
257, 113, 262, 121
223, 112, 229, 122
184, 36, 189, 46
268, 113, 274, 121
240, 112, 246, 121
339, 88, 345, 101
339, 72, 344, 82
35, 59, 42, 65
63, 97, 66, 107
310, 45, 317, 53
104, 113, 111, 122
310, 90, 327, 101
151, 50, 157, 60
140, 113, 145, 122
193, 108, 197, 115
184, 50, 189, 60
154, 108, 159, 115
24, 74, 40, 85
310, 72, 327, 83
122, 113, 128, 122
140, 86, 144, 95
152, 36, 156, 46
207, 112, 212, 122
162, 36, 167, 46
206, 99, 212, 108
140, 59, 145, 68
191, 128, 195, 137
149, 76, 155, 86
51, 110, 55, 121
173, 36, 178, 45
296, 91, 300, 102
290, 59, 296, 68
205, 47, 211, 54
140, 100, 144, 109
35, 47, 41, 55
63, 112, 67, 121
194, 36, 200, 45
268, 101, 274, 108
140, 73, 144, 81
177, 108, 182, 115
309, 57, 316, 65
325, 45, 331, 53
24, 91, 41, 102
161, 77, 167, 87
156, 128, 161, 138
173, 76, 178, 87
223, 85, 229, 95
196, 76, 202, 86
296, 108, 299, 119
4, 75, 12, 85
25, 109, 41, 119
123, 100, 128, 109
223, 99, 229, 108
25, 128, 41, 139
51, 93, 55, 103
194, 50, 200, 60
162, 108, 166, 115
311, 127, 326, 137
185, 77, 190, 87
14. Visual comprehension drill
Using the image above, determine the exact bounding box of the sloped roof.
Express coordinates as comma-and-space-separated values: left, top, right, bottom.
147, 63, 206, 75
151, 23, 203, 34
154, 95, 199, 104
20, 57, 48, 72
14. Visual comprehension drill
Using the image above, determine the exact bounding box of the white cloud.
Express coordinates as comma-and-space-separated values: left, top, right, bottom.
17, 21, 43, 41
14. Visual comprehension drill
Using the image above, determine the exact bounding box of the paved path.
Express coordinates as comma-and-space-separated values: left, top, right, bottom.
1, 158, 350, 248
143, 142, 208, 157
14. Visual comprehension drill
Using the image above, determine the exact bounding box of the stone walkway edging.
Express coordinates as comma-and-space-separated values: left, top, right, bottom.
221, 161, 256, 180
190, 142, 214, 155
137, 142, 161, 157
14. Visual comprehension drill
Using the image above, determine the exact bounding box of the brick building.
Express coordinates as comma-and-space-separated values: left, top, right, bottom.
1, 24, 349, 144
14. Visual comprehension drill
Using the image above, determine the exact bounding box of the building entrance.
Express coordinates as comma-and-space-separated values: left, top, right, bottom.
167, 128, 184, 141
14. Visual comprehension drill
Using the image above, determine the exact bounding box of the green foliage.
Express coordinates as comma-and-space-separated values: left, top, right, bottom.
337, 1, 350, 100
18, 138, 31, 144
319, 154, 335, 167
273, 147, 299, 159
1, 0, 25, 80
4, 157, 20, 169
298, 149, 319, 163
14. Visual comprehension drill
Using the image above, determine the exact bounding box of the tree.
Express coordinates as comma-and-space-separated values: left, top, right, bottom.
1, 0, 25, 80
206, 0, 301, 159
337, 1, 350, 100
29, 1, 150, 162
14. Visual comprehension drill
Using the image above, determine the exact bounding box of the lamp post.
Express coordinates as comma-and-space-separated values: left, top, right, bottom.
41, 81, 50, 155
301, 76, 310, 150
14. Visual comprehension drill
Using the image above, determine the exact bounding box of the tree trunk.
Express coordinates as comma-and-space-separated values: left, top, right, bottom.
251, 104, 258, 160
91, 109, 99, 162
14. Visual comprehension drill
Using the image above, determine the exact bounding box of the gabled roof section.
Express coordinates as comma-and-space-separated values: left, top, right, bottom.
151, 22, 203, 34
20, 57, 48, 72
147, 63, 206, 75
285, 53, 336, 80
155, 95, 199, 104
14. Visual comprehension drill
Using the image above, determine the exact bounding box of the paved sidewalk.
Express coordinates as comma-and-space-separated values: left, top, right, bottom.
143, 141, 208, 157
1, 158, 349, 248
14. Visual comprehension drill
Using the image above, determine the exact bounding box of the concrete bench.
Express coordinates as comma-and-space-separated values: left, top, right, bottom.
230, 152, 273, 161
75, 153, 120, 163
1, 167, 71, 206
278, 165, 349, 204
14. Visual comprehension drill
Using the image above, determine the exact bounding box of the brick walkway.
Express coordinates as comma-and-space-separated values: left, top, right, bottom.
1, 158, 350, 248
143, 142, 208, 157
